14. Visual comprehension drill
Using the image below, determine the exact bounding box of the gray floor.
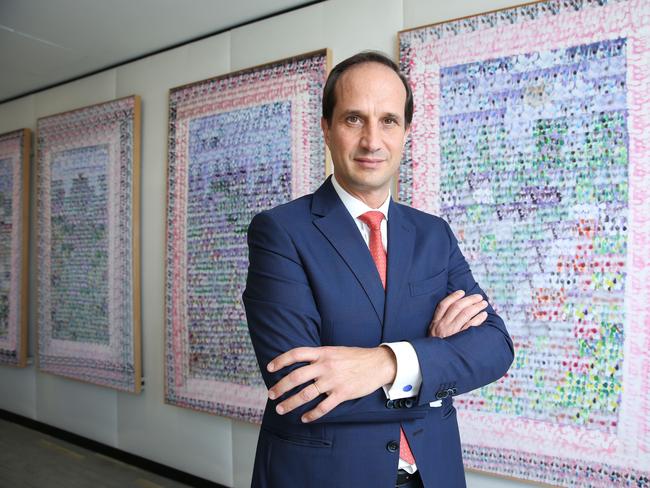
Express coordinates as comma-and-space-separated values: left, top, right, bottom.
0, 419, 194, 488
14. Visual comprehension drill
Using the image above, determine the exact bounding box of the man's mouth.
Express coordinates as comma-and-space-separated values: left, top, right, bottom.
354, 157, 384, 165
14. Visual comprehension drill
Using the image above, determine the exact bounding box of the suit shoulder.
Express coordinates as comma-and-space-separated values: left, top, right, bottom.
250, 193, 313, 229
394, 201, 450, 232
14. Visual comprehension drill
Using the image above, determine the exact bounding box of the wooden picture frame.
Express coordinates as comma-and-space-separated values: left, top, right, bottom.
165, 49, 329, 422
398, 0, 650, 485
36, 96, 142, 393
0, 128, 30, 368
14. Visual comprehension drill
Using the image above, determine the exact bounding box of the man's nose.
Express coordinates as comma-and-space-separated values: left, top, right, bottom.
359, 123, 381, 152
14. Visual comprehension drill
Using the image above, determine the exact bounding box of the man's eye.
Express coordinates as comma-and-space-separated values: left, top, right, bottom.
384, 118, 398, 126
346, 115, 361, 124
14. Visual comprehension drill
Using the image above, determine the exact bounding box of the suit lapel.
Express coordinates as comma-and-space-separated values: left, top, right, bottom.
312, 178, 386, 324
383, 200, 415, 340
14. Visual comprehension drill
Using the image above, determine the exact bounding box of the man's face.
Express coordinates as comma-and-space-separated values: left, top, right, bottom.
321, 62, 410, 205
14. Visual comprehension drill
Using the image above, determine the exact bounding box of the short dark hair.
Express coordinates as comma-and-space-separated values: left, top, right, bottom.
322, 51, 413, 127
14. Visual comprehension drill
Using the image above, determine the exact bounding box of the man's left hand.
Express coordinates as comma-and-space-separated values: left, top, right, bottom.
266, 345, 396, 423
429, 290, 488, 338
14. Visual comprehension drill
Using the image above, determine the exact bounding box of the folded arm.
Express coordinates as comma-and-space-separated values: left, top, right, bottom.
244, 211, 429, 424
410, 220, 515, 406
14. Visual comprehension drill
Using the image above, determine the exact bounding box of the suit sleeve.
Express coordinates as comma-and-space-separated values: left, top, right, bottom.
244, 211, 429, 424
409, 219, 515, 406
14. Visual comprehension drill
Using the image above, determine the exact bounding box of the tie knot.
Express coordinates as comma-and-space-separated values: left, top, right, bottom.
358, 211, 384, 230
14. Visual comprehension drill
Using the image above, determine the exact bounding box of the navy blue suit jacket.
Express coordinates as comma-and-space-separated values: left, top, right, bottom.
244, 177, 514, 488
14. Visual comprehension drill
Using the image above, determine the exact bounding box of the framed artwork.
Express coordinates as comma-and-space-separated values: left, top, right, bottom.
165, 49, 329, 422
36, 96, 142, 393
399, 0, 650, 486
0, 129, 30, 368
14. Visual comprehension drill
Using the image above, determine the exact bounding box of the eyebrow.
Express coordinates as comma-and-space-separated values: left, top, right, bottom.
341, 109, 363, 118
340, 109, 404, 122
383, 112, 403, 121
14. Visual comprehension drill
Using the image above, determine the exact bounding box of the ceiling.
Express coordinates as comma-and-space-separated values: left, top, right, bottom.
0, 0, 318, 103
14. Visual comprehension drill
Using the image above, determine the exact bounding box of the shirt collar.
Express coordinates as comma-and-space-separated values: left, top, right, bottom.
331, 173, 390, 221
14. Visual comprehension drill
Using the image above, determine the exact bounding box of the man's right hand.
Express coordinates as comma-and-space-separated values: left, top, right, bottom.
428, 290, 488, 338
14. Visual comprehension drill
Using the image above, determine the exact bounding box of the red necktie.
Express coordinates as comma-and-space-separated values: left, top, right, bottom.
358, 211, 416, 466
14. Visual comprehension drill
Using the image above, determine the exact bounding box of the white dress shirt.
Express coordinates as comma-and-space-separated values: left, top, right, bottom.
331, 174, 422, 473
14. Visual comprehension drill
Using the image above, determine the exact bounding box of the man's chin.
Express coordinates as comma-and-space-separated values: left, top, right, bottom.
349, 178, 392, 194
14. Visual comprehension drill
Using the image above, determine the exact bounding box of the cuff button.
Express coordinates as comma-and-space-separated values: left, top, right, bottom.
387, 440, 399, 453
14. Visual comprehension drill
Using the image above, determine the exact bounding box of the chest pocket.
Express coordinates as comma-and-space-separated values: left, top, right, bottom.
409, 268, 447, 297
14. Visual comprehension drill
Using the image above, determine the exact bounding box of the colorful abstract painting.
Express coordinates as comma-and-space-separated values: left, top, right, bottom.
399, 0, 650, 487
400, 1, 650, 486
165, 50, 328, 421
0, 129, 30, 368
36, 96, 141, 392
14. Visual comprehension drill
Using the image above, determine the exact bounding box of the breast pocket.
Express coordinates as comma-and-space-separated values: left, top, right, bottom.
409, 269, 448, 297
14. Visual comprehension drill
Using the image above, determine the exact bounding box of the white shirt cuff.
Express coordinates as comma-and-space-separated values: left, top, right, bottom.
380, 342, 422, 399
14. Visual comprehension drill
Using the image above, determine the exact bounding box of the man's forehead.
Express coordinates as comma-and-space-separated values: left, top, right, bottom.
338, 61, 402, 85
335, 62, 407, 101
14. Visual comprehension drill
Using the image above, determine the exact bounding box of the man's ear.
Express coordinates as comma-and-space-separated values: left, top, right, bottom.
321, 117, 330, 147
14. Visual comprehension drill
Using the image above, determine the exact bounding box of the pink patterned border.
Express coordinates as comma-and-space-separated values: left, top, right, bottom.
36, 96, 140, 392
0, 129, 27, 367
165, 51, 327, 421
401, 0, 650, 484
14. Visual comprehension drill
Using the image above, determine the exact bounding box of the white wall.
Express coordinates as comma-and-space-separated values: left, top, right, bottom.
0, 1, 538, 487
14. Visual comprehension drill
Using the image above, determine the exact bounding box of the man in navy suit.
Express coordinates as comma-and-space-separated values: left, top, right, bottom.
244, 51, 514, 488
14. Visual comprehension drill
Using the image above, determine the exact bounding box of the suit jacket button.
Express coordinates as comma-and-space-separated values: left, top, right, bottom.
386, 399, 394, 409
396, 399, 404, 409
405, 399, 414, 408
387, 440, 399, 453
